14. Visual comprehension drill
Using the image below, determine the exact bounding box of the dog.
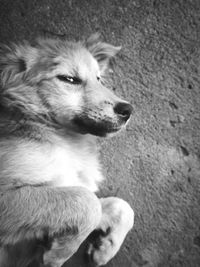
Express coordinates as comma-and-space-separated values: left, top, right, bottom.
0, 33, 134, 267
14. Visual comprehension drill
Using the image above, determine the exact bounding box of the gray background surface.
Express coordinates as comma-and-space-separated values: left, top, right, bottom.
0, 0, 200, 266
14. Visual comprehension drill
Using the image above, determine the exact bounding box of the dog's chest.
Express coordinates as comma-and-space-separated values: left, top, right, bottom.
48, 145, 103, 191
0, 138, 104, 192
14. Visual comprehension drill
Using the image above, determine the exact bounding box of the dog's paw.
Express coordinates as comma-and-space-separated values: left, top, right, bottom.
86, 197, 134, 266
87, 227, 120, 266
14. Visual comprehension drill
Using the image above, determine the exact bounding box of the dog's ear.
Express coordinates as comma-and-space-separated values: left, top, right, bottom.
0, 43, 37, 87
85, 33, 121, 72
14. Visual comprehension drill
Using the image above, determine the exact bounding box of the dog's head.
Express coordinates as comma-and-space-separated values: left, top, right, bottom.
0, 34, 132, 137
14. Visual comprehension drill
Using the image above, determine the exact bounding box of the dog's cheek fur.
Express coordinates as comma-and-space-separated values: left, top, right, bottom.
38, 81, 84, 124
1, 84, 48, 117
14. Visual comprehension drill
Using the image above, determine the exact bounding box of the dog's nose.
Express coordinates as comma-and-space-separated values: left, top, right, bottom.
114, 102, 133, 121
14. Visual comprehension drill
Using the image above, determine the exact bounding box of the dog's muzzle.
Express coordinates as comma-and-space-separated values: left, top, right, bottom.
72, 102, 133, 137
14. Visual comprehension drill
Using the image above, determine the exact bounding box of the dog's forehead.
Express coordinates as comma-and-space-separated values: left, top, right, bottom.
57, 46, 99, 78
53, 43, 99, 79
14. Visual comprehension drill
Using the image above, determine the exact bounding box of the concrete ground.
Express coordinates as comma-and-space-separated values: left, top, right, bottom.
0, 0, 200, 266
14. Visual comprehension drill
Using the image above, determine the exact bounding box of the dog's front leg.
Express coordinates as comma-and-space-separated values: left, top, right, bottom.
0, 186, 102, 267
41, 187, 102, 267
87, 197, 134, 266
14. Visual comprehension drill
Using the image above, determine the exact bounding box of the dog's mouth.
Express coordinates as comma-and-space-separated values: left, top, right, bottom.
72, 115, 122, 137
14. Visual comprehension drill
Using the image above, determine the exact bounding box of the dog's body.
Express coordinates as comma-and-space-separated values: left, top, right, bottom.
0, 34, 134, 267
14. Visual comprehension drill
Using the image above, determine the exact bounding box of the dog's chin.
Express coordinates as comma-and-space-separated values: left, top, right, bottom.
72, 116, 122, 137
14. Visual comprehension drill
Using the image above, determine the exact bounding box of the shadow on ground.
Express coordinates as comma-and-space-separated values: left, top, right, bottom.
0, 0, 200, 266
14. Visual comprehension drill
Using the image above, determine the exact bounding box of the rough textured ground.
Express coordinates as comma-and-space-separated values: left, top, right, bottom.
0, 0, 200, 266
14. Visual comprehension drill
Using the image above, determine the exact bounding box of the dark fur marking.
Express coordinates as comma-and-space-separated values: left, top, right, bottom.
18, 59, 26, 72
73, 116, 120, 137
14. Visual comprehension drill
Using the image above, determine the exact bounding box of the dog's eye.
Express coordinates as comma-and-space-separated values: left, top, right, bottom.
57, 75, 82, 85
97, 76, 100, 82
